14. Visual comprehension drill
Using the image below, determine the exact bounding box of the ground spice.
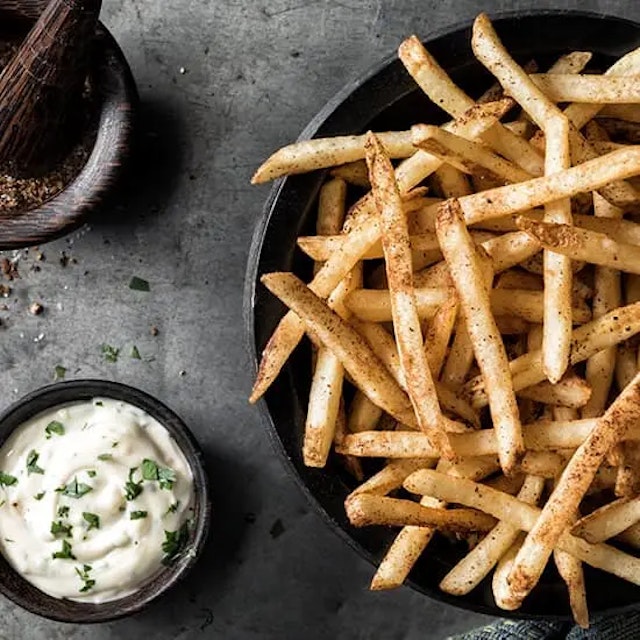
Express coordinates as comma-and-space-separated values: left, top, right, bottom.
0, 41, 96, 215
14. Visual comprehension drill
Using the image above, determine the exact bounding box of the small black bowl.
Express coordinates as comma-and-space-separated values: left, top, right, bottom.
0, 380, 211, 623
245, 10, 640, 622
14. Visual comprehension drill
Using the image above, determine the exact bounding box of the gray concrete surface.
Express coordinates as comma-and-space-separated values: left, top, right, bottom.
0, 0, 639, 638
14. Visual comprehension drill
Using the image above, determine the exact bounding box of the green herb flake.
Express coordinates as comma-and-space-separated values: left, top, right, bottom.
97, 453, 113, 462
51, 520, 72, 538
124, 468, 143, 501
95, 401, 104, 407
112, 441, 119, 448
34, 492, 45, 501
142, 458, 176, 490
161, 522, 190, 565
82, 512, 100, 531
26, 450, 44, 475
0, 472, 17, 487
57, 505, 70, 518
53, 365, 66, 381
166, 501, 180, 515
52, 539, 75, 560
0, 500, 5, 508
129, 276, 150, 292
75, 564, 95, 592
57, 477, 93, 499
45, 420, 65, 438
130, 510, 148, 520
101, 344, 120, 363
4, 538, 13, 543
87, 470, 97, 478
130, 345, 142, 360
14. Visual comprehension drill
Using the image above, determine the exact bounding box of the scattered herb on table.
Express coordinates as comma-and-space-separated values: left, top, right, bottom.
75, 564, 95, 592
101, 344, 120, 363
26, 450, 44, 475
124, 468, 143, 501
129, 276, 150, 292
130, 510, 148, 520
52, 539, 75, 560
45, 420, 65, 438
82, 512, 100, 531
51, 520, 72, 538
131, 345, 141, 360
53, 365, 66, 381
56, 477, 93, 499
141, 459, 176, 490
161, 521, 190, 565
0, 472, 17, 487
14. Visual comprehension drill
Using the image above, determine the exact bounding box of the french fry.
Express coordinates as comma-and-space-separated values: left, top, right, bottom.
404, 469, 640, 589
517, 217, 640, 275
252, 131, 416, 184
464, 302, 640, 408
531, 73, 640, 103
412, 125, 533, 184
600, 103, 640, 123
345, 494, 497, 532
493, 534, 525, 610
520, 450, 568, 478
440, 317, 475, 390
554, 549, 589, 629
252, 101, 512, 403
331, 160, 370, 188
424, 298, 458, 379
439, 475, 545, 595
398, 35, 544, 175
572, 496, 640, 544
433, 163, 473, 198
615, 441, 640, 498
436, 199, 524, 474
517, 374, 591, 408
348, 391, 383, 433
366, 132, 455, 456
507, 371, 640, 608
349, 458, 436, 498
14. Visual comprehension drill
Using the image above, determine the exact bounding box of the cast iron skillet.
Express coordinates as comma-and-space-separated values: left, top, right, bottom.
245, 11, 640, 620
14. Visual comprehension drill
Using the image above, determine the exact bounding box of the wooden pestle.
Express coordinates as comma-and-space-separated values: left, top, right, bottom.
0, 0, 102, 177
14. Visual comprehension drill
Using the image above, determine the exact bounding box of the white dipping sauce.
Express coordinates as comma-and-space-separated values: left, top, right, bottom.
0, 398, 194, 603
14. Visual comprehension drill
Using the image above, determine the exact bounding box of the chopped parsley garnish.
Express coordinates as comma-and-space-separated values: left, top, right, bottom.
51, 520, 72, 538
87, 470, 97, 478
34, 492, 45, 501
101, 344, 120, 363
131, 345, 141, 360
26, 450, 44, 475
82, 512, 100, 530
166, 501, 180, 515
0, 472, 17, 487
129, 276, 150, 292
95, 401, 104, 407
45, 420, 65, 438
112, 441, 119, 448
124, 468, 143, 501
130, 510, 148, 520
56, 477, 93, 499
52, 539, 75, 560
97, 453, 113, 461
53, 365, 66, 381
0, 500, 5, 508
75, 564, 95, 592
57, 505, 70, 518
141, 458, 176, 490
161, 522, 190, 565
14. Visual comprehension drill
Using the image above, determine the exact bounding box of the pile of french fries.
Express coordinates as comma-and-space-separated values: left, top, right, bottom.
250, 13, 640, 626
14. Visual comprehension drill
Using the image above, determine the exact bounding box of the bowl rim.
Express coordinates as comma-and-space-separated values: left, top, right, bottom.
0, 15, 138, 249
0, 379, 211, 623
244, 8, 640, 622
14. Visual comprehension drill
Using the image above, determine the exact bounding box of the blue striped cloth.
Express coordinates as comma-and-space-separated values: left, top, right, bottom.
450, 613, 640, 640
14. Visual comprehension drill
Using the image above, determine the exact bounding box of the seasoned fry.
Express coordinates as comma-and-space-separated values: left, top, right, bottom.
436, 199, 524, 474
439, 475, 545, 595
366, 132, 455, 455
331, 160, 370, 188
517, 375, 591, 408
345, 494, 496, 532
531, 73, 640, 103
554, 549, 589, 629
572, 496, 640, 544
424, 298, 458, 379
507, 371, 640, 608
518, 217, 640, 275
349, 458, 435, 498
433, 163, 473, 198
412, 125, 533, 184
403, 469, 640, 588
493, 534, 525, 610
347, 391, 383, 433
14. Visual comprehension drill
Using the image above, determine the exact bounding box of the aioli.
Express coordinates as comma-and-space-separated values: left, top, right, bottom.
0, 398, 194, 603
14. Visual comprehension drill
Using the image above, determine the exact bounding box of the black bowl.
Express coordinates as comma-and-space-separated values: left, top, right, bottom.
0, 380, 211, 623
245, 10, 640, 621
